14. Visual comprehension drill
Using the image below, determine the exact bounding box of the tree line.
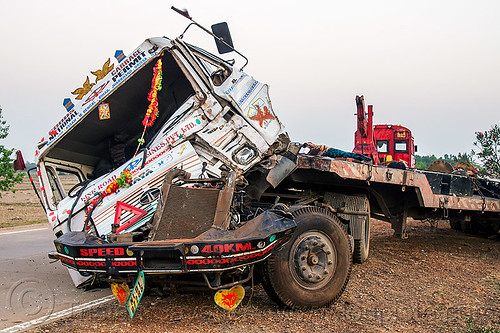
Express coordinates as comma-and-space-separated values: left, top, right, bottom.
415, 124, 499, 177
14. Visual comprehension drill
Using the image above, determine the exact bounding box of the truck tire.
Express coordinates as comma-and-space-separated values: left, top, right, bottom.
261, 207, 352, 309
353, 214, 370, 264
324, 193, 370, 263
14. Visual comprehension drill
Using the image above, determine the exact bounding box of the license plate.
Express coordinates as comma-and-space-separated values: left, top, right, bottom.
127, 271, 145, 318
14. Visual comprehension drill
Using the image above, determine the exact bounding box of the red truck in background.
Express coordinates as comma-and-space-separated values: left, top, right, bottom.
353, 96, 416, 168
374, 124, 416, 168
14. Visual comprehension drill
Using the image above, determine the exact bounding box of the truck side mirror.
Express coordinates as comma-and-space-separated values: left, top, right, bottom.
414, 145, 418, 153
211, 22, 234, 54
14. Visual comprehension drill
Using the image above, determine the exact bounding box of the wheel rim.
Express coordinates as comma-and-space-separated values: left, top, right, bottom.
289, 230, 337, 290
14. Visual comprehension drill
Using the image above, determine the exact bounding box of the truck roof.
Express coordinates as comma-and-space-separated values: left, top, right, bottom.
36, 37, 174, 163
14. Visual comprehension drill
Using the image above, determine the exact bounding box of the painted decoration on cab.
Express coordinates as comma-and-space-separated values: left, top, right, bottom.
71, 76, 95, 100
214, 285, 245, 311
115, 50, 125, 63
91, 59, 114, 83
63, 98, 74, 112
98, 103, 110, 120
248, 98, 274, 128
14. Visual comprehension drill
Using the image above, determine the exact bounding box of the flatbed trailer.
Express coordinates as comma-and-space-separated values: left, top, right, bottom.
280, 154, 500, 239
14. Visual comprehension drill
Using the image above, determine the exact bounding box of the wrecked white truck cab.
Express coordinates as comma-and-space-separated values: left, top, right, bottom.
35, 12, 355, 313
36, 21, 303, 294
37, 36, 286, 237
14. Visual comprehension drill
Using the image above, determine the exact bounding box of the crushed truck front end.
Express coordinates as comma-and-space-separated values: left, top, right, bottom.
35, 17, 355, 312
35, 33, 297, 290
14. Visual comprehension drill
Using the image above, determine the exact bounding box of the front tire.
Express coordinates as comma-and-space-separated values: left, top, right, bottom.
261, 207, 352, 309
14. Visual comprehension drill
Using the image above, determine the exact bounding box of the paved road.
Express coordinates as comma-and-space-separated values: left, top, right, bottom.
0, 225, 111, 330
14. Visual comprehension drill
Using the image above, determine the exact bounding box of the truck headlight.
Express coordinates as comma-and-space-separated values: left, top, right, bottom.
233, 146, 257, 165
190, 245, 199, 254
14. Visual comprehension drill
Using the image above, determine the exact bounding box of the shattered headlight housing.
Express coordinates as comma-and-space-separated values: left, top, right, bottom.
233, 145, 257, 165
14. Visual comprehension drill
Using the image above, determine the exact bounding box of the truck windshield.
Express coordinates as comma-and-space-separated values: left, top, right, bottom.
377, 140, 389, 153
44, 51, 195, 179
395, 141, 407, 153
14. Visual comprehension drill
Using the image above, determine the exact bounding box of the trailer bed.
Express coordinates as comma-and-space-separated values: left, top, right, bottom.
295, 154, 500, 214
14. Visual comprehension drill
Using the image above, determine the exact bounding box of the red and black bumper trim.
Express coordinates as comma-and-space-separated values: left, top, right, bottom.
53, 210, 296, 275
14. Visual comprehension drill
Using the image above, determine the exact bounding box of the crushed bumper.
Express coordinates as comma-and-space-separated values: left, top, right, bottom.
53, 210, 295, 275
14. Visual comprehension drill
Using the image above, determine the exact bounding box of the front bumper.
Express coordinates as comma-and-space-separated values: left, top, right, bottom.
53, 210, 295, 275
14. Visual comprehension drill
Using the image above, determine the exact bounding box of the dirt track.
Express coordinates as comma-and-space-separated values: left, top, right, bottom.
30, 219, 499, 333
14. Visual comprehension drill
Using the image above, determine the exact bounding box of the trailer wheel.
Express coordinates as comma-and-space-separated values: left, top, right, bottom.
324, 193, 370, 263
352, 195, 371, 263
262, 207, 352, 309
353, 214, 370, 264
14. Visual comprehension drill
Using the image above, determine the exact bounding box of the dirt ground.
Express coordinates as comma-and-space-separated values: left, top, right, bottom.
0, 175, 46, 228
29, 219, 499, 333
0, 174, 80, 228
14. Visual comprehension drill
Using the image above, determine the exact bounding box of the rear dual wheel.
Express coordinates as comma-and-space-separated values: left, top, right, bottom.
324, 193, 371, 263
353, 198, 370, 264
261, 207, 352, 309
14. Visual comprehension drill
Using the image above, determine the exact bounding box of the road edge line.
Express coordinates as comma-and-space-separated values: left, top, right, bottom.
0, 227, 49, 236
0, 295, 115, 333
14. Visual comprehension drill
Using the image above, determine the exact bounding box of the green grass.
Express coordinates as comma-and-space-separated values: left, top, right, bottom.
465, 318, 500, 333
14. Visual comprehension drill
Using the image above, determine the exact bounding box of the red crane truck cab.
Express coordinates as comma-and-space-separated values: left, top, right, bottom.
374, 124, 416, 168
353, 96, 416, 168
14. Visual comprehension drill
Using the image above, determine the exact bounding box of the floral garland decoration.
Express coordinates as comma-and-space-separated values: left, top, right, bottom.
143, 58, 163, 127
85, 169, 133, 217
134, 57, 163, 156
104, 169, 133, 195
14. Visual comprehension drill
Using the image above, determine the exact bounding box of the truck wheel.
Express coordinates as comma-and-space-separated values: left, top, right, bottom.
350, 195, 370, 264
262, 207, 352, 309
324, 193, 370, 263
353, 215, 370, 264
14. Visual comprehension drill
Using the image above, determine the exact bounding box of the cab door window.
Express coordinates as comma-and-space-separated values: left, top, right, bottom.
44, 165, 83, 206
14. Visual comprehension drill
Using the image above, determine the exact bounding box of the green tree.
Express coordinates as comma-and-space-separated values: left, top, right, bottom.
415, 154, 438, 170
0, 105, 24, 195
454, 151, 475, 165
474, 124, 500, 176
415, 153, 478, 171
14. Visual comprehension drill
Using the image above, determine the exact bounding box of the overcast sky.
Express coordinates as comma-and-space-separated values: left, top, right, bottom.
0, 0, 498, 162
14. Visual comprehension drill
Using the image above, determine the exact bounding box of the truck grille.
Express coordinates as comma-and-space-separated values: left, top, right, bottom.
153, 186, 219, 240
